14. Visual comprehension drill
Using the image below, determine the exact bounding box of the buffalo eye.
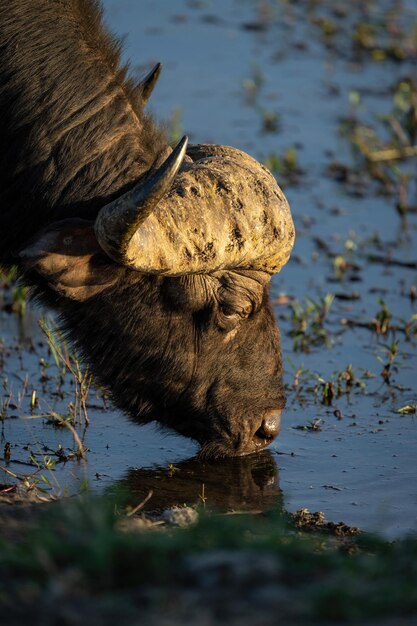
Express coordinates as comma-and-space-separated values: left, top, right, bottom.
220, 305, 237, 317
217, 304, 245, 332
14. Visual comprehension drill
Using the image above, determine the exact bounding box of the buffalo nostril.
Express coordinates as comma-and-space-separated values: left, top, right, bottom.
255, 409, 282, 440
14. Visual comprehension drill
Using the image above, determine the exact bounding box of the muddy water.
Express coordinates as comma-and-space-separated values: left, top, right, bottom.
1, 0, 416, 537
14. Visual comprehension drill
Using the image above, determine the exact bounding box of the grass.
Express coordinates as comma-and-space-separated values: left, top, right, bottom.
314, 363, 367, 406
38, 317, 92, 426
341, 302, 417, 339
285, 0, 417, 64
263, 147, 302, 187
0, 267, 28, 317
286, 359, 370, 407
0, 274, 92, 493
286, 293, 335, 352
0, 494, 417, 623
336, 79, 417, 211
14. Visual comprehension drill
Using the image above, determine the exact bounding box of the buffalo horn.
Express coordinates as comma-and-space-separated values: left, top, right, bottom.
137, 63, 162, 105
94, 136, 189, 264
95, 143, 294, 276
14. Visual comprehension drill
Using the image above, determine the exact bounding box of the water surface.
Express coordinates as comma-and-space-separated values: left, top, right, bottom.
1, 0, 416, 538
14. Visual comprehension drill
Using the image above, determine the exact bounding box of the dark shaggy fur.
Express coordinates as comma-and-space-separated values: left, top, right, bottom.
0, 0, 285, 457
0, 0, 167, 260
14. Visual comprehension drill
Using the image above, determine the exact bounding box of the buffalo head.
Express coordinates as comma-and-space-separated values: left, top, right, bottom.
20, 138, 295, 458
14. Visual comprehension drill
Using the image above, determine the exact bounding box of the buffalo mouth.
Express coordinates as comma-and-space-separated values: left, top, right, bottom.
195, 409, 283, 461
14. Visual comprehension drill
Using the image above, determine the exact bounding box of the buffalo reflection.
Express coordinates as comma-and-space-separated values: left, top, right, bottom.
122, 450, 282, 513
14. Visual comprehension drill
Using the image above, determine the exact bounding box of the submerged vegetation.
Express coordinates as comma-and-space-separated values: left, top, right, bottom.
287, 293, 335, 352
336, 79, 417, 212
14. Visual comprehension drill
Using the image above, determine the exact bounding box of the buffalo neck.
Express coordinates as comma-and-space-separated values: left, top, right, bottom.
0, 0, 168, 263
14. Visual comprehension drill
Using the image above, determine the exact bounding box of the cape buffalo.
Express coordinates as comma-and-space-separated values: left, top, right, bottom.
0, 0, 294, 458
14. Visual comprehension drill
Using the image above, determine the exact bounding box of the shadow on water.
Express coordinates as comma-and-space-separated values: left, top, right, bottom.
121, 450, 282, 514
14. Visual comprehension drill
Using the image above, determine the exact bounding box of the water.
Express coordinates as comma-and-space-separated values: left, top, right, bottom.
1, 0, 416, 538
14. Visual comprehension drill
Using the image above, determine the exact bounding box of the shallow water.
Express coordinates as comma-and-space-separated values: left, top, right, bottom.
1, 0, 416, 537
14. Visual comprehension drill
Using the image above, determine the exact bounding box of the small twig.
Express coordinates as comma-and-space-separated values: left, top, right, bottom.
215, 510, 264, 517
366, 254, 417, 269
366, 145, 417, 162
0, 485, 16, 494
48, 412, 87, 460
13, 414, 53, 420
126, 490, 154, 517
388, 118, 410, 146
2, 458, 38, 468
0, 465, 42, 492
313, 237, 417, 269
0, 465, 19, 479
340, 318, 407, 334
313, 236, 335, 257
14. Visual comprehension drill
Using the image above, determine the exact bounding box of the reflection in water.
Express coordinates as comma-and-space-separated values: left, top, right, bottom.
122, 450, 282, 513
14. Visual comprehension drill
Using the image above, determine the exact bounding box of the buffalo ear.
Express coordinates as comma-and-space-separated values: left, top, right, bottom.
19, 219, 122, 301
